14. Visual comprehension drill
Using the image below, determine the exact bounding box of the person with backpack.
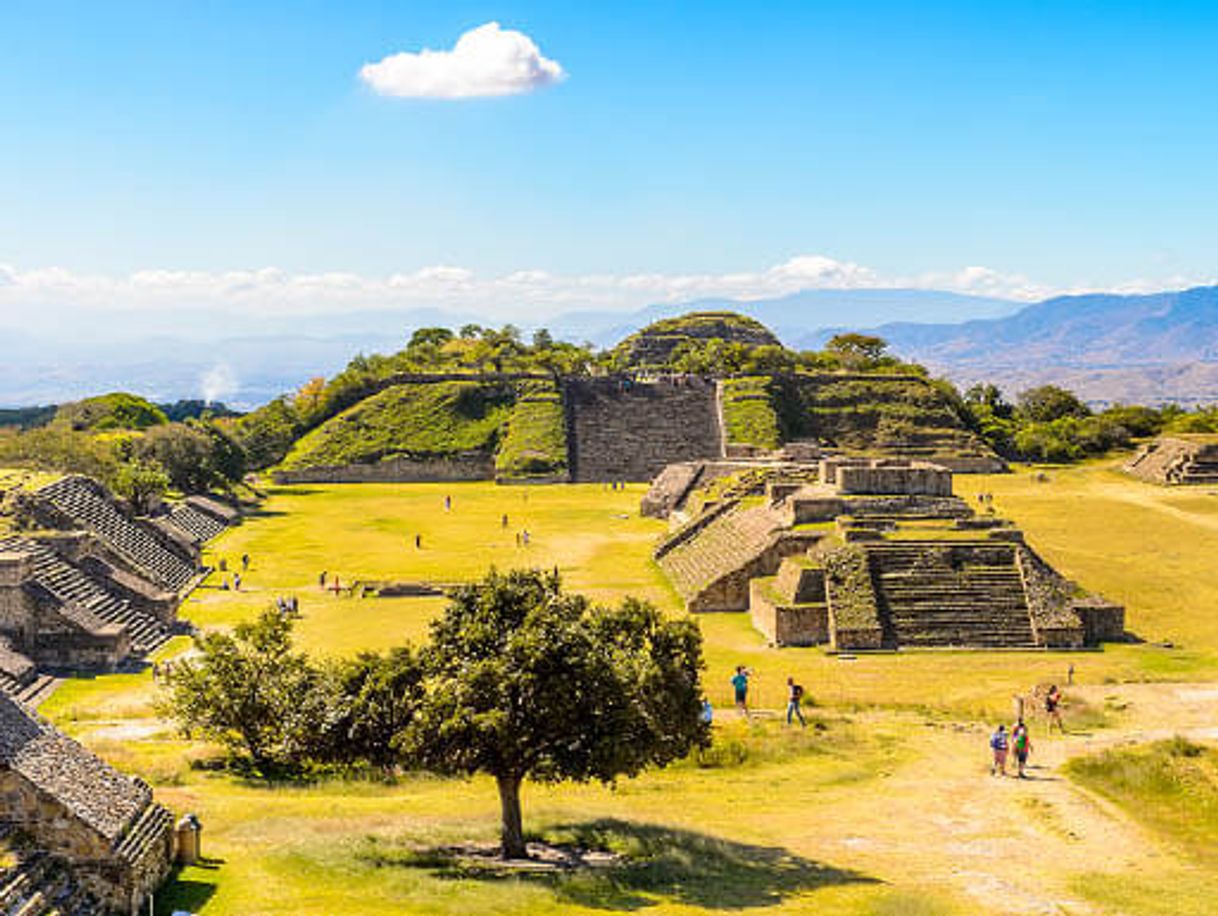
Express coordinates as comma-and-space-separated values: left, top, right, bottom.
1011, 719, 1033, 778
785, 676, 807, 727
989, 724, 1009, 776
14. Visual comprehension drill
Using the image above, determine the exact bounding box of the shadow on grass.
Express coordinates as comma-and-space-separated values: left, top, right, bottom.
362, 818, 878, 910
155, 866, 218, 915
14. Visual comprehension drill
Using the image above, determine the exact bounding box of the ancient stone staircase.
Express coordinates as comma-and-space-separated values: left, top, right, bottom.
37, 477, 197, 592
0, 845, 101, 916
862, 542, 1036, 647
113, 800, 173, 867
565, 378, 723, 482
658, 502, 792, 610
168, 503, 227, 542
0, 538, 172, 654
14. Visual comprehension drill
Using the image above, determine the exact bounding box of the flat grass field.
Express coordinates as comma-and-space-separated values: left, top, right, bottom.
41, 461, 1218, 915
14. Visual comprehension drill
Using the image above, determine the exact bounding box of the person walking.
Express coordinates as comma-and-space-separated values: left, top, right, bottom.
785, 677, 807, 727
1011, 719, 1033, 778
444, 494, 452, 512
232, 573, 242, 591
731, 666, 751, 719
1045, 685, 1065, 734
501, 513, 509, 529
989, 724, 1009, 776
415, 534, 422, 549
241, 553, 250, 571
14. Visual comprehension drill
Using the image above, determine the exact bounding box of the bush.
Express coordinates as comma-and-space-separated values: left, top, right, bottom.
495, 380, 567, 478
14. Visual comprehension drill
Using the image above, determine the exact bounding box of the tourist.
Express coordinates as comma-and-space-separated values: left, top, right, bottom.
515, 532, 521, 548
522, 529, 531, 547
1045, 685, 1065, 734
785, 676, 807, 727
700, 698, 714, 725
219, 557, 227, 572
1011, 719, 1032, 778
220, 577, 229, 591
502, 513, 509, 529
731, 665, 751, 718
444, 495, 452, 512
989, 724, 1009, 776
241, 553, 249, 571
319, 570, 327, 588
233, 573, 241, 591
1067, 662, 1075, 686
415, 534, 422, 549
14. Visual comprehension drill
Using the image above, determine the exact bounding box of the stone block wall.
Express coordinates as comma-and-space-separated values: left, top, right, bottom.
749, 579, 828, 647
274, 453, 495, 484
565, 377, 723, 482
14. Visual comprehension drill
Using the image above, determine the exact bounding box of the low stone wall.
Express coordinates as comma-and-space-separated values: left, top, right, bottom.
749, 579, 828, 647
274, 453, 495, 484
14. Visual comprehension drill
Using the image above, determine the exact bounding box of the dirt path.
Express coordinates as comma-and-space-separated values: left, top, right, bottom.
813, 682, 1217, 914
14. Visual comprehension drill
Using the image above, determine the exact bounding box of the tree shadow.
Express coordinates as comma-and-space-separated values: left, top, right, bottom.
155, 867, 218, 915
363, 818, 878, 910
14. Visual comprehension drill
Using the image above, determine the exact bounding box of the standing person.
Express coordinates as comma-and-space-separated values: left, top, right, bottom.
1067, 662, 1075, 686
731, 666, 751, 718
785, 677, 807, 727
444, 495, 452, 512
233, 573, 241, 591
700, 698, 714, 725
501, 513, 509, 529
1011, 719, 1033, 778
1045, 685, 1065, 734
319, 570, 327, 589
415, 534, 421, 550
989, 724, 1009, 776
241, 553, 250, 571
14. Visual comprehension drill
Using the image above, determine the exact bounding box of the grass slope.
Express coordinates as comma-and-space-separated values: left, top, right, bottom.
494, 380, 567, 479
281, 382, 512, 470
720, 376, 783, 450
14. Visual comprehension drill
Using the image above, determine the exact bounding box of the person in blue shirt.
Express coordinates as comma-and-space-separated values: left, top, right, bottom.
990, 724, 1009, 776
730, 666, 751, 718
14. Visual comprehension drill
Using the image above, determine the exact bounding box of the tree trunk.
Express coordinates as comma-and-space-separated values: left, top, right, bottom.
496, 773, 527, 859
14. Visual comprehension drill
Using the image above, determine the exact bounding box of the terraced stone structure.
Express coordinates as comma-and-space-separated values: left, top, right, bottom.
655, 458, 1123, 650
0, 694, 172, 914
0, 476, 238, 700
1125, 435, 1218, 485
266, 312, 1005, 484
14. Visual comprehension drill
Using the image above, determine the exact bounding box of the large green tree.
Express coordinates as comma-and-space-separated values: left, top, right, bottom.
164, 609, 330, 775
403, 569, 708, 858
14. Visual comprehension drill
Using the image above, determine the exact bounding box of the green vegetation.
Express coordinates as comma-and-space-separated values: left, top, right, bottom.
52, 392, 168, 431
962, 383, 1218, 463
0, 404, 56, 429
787, 375, 974, 451
494, 380, 567, 479
282, 382, 513, 470
1066, 737, 1218, 867
720, 376, 783, 449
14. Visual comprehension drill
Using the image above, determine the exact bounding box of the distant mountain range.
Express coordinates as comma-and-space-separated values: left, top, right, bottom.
7, 285, 1218, 408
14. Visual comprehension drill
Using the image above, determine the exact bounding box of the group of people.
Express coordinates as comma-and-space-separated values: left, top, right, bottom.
989, 684, 1066, 778
726, 666, 809, 727
216, 553, 251, 591
274, 595, 300, 617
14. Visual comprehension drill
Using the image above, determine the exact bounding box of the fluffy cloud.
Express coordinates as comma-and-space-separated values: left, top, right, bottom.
360, 22, 565, 99
0, 255, 1201, 326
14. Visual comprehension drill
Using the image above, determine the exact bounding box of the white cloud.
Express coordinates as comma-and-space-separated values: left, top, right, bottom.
0, 255, 1205, 327
360, 22, 565, 100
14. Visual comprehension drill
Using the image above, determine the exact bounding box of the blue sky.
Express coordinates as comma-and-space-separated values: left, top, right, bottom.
2, 1, 1217, 320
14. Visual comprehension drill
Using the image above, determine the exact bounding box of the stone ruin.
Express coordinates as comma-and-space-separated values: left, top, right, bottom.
0, 692, 173, 914
647, 457, 1124, 651
0, 475, 239, 704
1124, 436, 1218, 485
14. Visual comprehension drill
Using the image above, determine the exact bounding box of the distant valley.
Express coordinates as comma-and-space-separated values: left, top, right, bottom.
8, 285, 1218, 407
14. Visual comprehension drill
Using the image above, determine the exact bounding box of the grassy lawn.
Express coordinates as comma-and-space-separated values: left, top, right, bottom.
35, 464, 1218, 914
